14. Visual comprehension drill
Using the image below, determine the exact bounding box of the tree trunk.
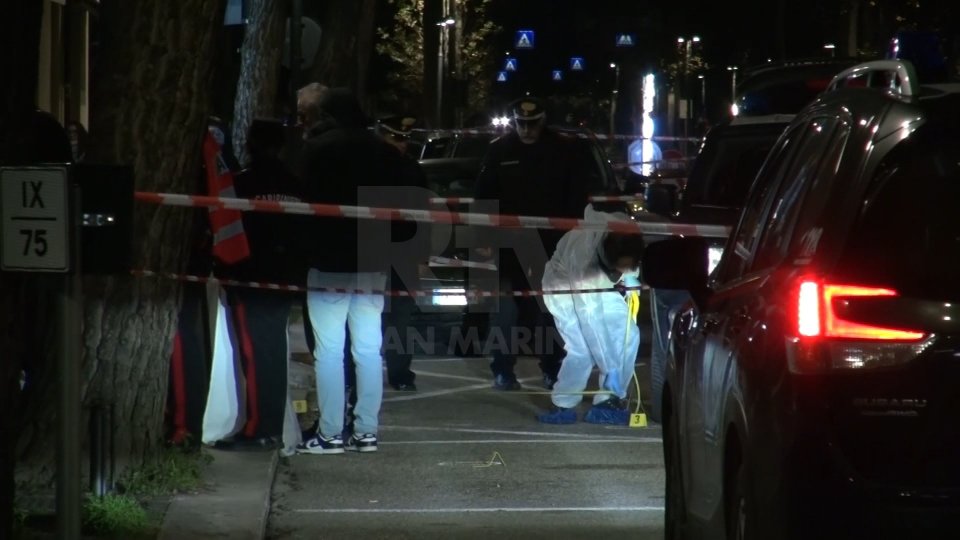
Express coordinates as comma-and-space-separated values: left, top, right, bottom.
0, 2, 47, 536
232, 0, 286, 165
305, 0, 378, 101
13, 0, 227, 495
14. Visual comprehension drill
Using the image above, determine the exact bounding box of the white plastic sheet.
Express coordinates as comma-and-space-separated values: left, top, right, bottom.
201, 288, 246, 444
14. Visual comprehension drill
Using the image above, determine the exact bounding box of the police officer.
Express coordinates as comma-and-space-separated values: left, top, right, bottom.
474, 97, 591, 390
377, 115, 431, 391
217, 118, 307, 449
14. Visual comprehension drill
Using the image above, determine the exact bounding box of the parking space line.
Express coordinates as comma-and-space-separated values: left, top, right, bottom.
293, 506, 665, 514
382, 438, 663, 445
383, 377, 539, 403
381, 425, 642, 440
410, 370, 490, 383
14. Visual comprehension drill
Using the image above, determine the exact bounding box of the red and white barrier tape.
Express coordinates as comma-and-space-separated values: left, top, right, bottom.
587, 194, 645, 203
410, 127, 701, 143
135, 192, 730, 238
132, 269, 649, 296
428, 256, 496, 271
430, 195, 645, 205
429, 196, 475, 205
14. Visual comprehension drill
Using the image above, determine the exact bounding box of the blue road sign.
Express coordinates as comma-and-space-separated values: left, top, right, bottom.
570, 57, 585, 71
515, 30, 535, 49
616, 33, 636, 47
497, 71, 508, 82
552, 70, 563, 81
505, 58, 518, 72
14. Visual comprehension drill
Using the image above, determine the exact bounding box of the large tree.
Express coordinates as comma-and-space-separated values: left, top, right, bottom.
9, 0, 228, 507
304, 0, 378, 101
0, 2, 58, 536
232, 0, 286, 165
376, 0, 499, 120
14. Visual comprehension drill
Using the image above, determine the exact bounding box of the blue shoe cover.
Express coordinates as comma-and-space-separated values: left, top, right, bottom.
584, 406, 630, 425
537, 407, 577, 424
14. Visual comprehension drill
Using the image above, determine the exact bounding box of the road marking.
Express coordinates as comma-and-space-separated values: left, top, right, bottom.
293, 506, 665, 514
409, 370, 489, 383
381, 425, 643, 440
382, 377, 539, 403
382, 438, 663, 445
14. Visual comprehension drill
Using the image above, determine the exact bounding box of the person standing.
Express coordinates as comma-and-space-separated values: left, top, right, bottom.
295, 85, 415, 455
474, 97, 590, 390
217, 118, 307, 449
377, 115, 431, 392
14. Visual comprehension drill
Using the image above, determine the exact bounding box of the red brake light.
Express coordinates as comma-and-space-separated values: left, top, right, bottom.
796, 279, 925, 341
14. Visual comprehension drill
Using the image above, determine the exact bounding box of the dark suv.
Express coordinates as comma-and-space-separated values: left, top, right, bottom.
645, 60, 960, 539
648, 114, 792, 422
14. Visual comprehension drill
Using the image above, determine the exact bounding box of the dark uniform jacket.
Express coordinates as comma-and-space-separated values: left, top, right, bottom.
474, 128, 590, 283
222, 156, 307, 284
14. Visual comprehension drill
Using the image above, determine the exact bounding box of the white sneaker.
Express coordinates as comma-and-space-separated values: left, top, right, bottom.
296, 434, 345, 455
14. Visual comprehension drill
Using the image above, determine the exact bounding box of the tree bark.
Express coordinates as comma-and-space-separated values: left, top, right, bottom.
0, 2, 47, 536
305, 0, 378, 101
13, 0, 228, 495
232, 0, 286, 165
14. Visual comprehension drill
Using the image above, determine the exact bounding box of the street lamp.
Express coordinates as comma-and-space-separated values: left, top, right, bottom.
677, 35, 702, 137
609, 62, 621, 140
436, 17, 456, 126
698, 74, 706, 119
726, 65, 739, 103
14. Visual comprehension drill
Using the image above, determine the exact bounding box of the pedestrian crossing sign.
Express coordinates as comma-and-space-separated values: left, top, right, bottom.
570, 57, 585, 71
515, 30, 535, 49
552, 70, 563, 81
505, 58, 518, 72
497, 71, 508, 82
616, 33, 636, 47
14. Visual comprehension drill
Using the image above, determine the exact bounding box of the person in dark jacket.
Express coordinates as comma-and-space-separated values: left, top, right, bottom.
474, 97, 591, 391
217, 118, 307, 449
377, 115, 431, 391
295, 86, 428, 455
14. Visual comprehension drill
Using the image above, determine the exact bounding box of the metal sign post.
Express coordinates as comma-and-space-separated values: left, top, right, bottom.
0, 166, 81, 540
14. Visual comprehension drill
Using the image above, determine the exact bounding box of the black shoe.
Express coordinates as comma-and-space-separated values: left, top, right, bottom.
213, 434, 281, 451
493, 374, 522, 391
391, 382, 417, 392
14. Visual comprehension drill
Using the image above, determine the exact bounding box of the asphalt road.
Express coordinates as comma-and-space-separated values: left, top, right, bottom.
268, 347, 665, 540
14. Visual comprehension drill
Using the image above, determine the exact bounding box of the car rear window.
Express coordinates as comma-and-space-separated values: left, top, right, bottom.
684, 124, 786, 209
835, 129, 960, 301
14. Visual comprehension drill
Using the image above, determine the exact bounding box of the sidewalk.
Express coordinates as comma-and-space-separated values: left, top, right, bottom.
158, 448, 278, 540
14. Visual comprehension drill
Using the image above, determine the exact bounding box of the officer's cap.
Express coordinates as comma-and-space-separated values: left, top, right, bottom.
509, 97, 546, 121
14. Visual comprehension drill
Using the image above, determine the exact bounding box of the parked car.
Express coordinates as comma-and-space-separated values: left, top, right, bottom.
647, 114, 793, 422
646, 60, 960, 540
732, 59, 858, 117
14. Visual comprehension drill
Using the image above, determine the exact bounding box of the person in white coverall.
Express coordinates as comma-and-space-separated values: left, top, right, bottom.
536, 205, 644, 425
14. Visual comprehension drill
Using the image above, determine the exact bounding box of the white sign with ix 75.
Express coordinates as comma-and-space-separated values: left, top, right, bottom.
1, 167, 70, 272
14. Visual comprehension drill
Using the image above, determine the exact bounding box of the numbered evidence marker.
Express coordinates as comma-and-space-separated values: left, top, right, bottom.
1, 167, 70, 272
630, 413, 648, 428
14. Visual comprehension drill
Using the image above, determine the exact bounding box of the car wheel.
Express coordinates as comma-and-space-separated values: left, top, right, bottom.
663, 401, 686, 539
725, 452, 753, 540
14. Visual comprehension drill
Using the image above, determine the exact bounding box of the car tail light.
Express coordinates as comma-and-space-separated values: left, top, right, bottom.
788, 278, 933, 373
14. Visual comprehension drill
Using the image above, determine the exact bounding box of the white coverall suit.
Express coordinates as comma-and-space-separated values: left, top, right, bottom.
543, 205, 641, 409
